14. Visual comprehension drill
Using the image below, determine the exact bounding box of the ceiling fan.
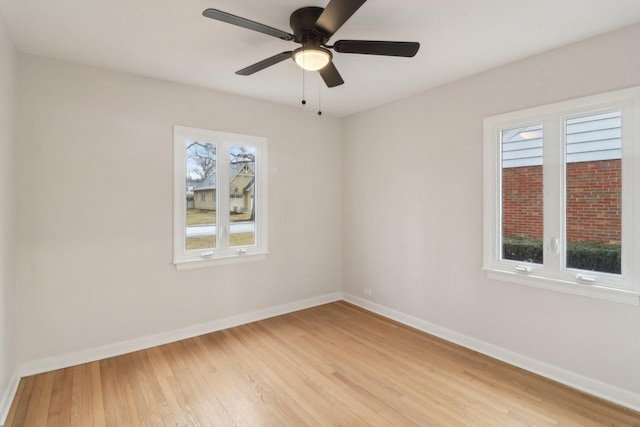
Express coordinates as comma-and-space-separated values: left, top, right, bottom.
202, 0, 420, 88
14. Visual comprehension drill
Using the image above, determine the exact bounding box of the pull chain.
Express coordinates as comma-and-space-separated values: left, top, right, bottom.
318, 81, 322, 116
301, 50, 306, 106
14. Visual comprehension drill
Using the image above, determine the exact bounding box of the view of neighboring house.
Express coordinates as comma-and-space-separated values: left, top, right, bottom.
186, 178, 201, 209
192, 162, 255, 213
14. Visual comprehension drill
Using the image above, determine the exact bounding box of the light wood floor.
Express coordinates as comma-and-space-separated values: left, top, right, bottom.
6, 301, 640, 426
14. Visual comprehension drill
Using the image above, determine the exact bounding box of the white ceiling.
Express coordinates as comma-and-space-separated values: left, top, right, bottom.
2, 0, 640, 117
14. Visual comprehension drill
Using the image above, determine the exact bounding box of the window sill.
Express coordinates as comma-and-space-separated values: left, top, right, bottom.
484, 268, 640, 305
175, 252, 267, 271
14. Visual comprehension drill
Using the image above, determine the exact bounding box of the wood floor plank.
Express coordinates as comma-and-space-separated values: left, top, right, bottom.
100, 357, 127, 426
198, 332, 315, 426
165, 339, 235, 425
128, 350, 165, 425
89, 362, 106, 427
5, 301, 640, 426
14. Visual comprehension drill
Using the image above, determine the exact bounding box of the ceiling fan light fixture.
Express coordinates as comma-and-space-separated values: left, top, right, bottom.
293, 47, 332, 71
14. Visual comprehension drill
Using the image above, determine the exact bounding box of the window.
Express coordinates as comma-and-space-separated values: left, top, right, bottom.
174, 126, 268, 269
483, 86, 640, 304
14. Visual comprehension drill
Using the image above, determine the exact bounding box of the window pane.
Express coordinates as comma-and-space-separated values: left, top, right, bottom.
565, 112, 621, 274
229, 146, 256, 247
501, 124, 544, 263
186, 141, 217, 250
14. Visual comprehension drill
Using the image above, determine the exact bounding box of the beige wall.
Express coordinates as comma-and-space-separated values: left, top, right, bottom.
0, 10, 17, 417
343, 24, 640, 398
14, 54, 343, 365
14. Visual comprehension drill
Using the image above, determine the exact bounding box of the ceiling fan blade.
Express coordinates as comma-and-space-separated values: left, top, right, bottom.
333, 40, 420, 57
314, 0, 367, 38
236, 52, 293, 76
318, 62, 345, 88
203, 9, 294, 41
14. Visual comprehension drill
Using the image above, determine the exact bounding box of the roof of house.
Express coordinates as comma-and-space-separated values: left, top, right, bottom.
243, 177, 255, 192
194, 162, 255, 191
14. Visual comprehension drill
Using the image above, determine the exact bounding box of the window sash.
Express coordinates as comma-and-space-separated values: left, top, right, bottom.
500, 123, 544, 265
563, 111, 622, 276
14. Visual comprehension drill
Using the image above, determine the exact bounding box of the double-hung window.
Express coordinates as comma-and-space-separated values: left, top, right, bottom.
483, 86, 640, 304
173, 126, 268, 269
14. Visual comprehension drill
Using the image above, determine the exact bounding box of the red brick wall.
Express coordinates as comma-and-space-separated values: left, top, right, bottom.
502, 159, 621, 244
566, 159, 621, 244
502, 165, 543, 239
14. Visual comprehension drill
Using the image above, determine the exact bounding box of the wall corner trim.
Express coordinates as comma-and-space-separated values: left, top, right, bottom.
0, 370, 21, 426
342, 293, 640, 413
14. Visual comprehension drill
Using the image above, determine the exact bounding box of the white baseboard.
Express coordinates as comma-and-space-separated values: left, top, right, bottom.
10, 291, 640, 417
0, 371, 21, 426
343, 293, 640, 413
18, 292, 343, 378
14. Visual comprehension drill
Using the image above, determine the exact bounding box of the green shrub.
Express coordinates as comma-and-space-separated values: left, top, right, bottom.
502, 237, 621, 274
566, 241, 621, 274
502, 237, 543, 264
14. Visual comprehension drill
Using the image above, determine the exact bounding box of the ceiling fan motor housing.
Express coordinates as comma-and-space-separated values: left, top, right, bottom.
290, 7, 329, 46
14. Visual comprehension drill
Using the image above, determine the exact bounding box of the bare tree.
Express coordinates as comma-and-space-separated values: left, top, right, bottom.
230, 146, 255, 164
187, 142, 216, 180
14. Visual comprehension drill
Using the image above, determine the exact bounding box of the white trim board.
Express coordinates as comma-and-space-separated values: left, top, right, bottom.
0, 371, 21, 426
17, 292, 342, 378
342, 293, 640, 413
7, 291, 640, 419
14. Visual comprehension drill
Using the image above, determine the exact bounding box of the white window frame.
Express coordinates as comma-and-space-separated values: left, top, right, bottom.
174, 126, 268, 270
483, 86, 640, 305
